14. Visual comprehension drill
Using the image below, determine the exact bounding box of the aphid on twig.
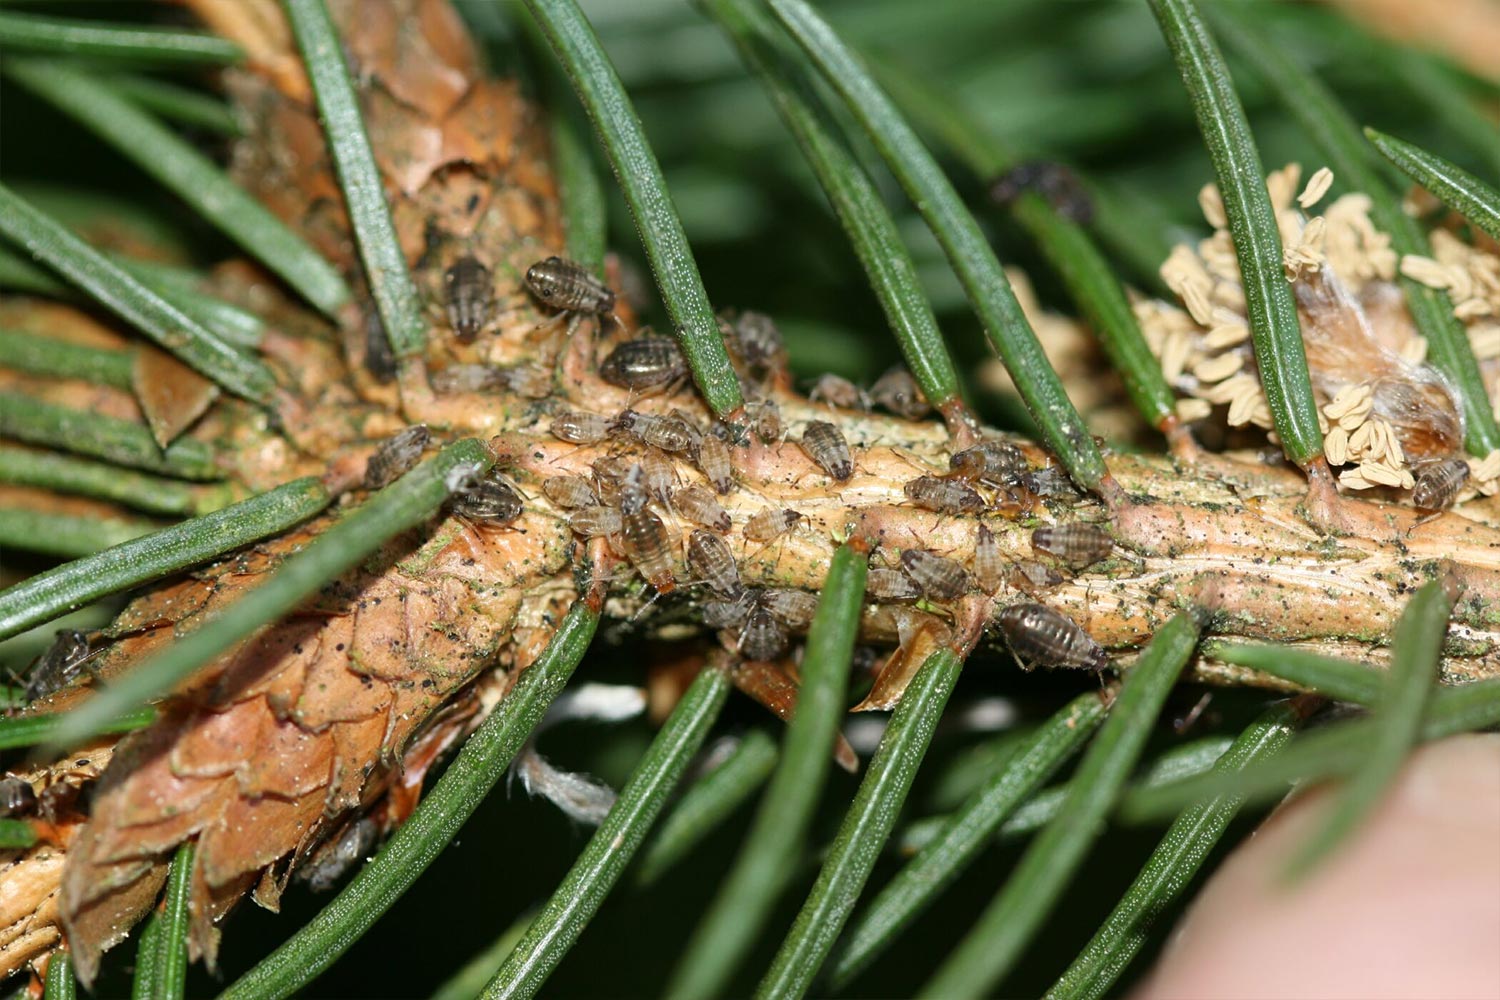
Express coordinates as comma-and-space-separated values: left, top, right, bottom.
703, 589, 754, 629
364, 309, 397, 382
799, 420, 853, 482
0, 777, 37, 819
551, 410, 610, 445
620, 503, 677, 593
899, 549, 971, 601
430, 363, 505, 394
726, 310, 785, 378
972, 523, 1003, 593
739, 600, 788, 662
500, 364, 554, 399
949, 440, 1028, 486
450, 469, 524, 524
988, 160, 1093, 223
25, 629, 95, 701
569, 505, 623, 539
1412, 456, 1469, 512
443, 255, 493, 342
868, 567, 922, 602
610, 409, 696, 453
744, 507, 807, 543
997, 602, 1109, 671
364, 424, 431, 489
541, 475, 598, 509
639, 450, 680, 505
903, 475, 985, 515
299, 816, 379, 893
686, 529, 742, 598
616, 465, 651, 517
525, 255, 616, 317
692, 433, 734, 495
1021, 465, 1083, 500
808, 373, 869, 410
1012, 560, 1066, 592
599, 337, 686, 393
1031, 522, 1113, 569
673, 486, 731, 533
762, 589, 819, 629
870, 366, 930, 419
750, 399, 781, 442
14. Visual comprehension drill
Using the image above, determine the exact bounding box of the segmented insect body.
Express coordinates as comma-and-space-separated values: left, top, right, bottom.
599, 337, 686, 391
949, 440, 1028, 486
751, 399, 781, 442
450, 469, 524, 524
616, 465, 651, 517
899, 549, 971, 600
808, 374, 868, 410
551, 410, 610, 445
868, 567, 922, 602
703, 589, 754, 629
903, 475, 985, 515
541, 475, 598, 509
744, 507, 806, 543
730, 311, 784, 376
443, 255, 493, 342
1412, 457, 1470, 511
997, 603, 1108, 671
973, 523, 1003, 593
762, 589, 819, 629
430, 363, 506, 394
988, 160, 1093, 223
800, 420, 854, 481
611, 409, 696, 453
620, 505, 677, 593
635, 449, 677, 505
25, 629, 92, 701
525, 255, 615, 315
1012, 560, 1065, 591
1031, 523, 1113, 569
687, 529, 742, 598
870, 367, 930, 419
739, 602, 788, 661
692, 433, 734, 495
674, 486, 731, 533
569, 506, 624, 538
1022, 466, 1083, 500
299, 816, 380, 893
0, 777, 37, 819
501, 364, 554, 399
364, 424, 431, 489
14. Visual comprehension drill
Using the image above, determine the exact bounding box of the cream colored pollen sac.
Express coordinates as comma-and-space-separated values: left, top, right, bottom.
1138, 162, 1500, 503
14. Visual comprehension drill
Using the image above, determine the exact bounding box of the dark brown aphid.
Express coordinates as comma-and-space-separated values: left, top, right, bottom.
541, 475, 598, 509
869, 366, 930, 419
1021, 465, 1083, 500
0, 777, 37, 819
674, 486, 731, 533
451, 469, 524, 524
443, 255, 493, 342
762, 589, 819, 629
1412, 457, 1470, 512
569, 505, 624, 538
988, 160, 1093, 224
551, 410, 609, 445
972, 523, 1003, 593
525, 255, 616, 315
620, 504, 676, 593
599, 337, 686, 392
996, 602, 1108, 671
430, 363, 506, 394
799, 420, 854, 481
1031, 523, 1113, 569
739, 601, 788, 662
1012, 560, 1066, 592
687, 529, 742, 598
611, 409, 696, 453
868, 567, 922, 602
744, 507, 807, 543
899, 549, 971, 601
903, 475, 984, 515
949, 440, 1028, 486
364, 424, 431, 489
703, 589, 755, 629
808, 373, 868, 410
364, 309, 397, 382
299, 816, 379, 893
25, 629, 93, 701
692, 433, 734, 495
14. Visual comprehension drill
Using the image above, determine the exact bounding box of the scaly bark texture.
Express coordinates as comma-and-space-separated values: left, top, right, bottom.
0, 0, 1496, 985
